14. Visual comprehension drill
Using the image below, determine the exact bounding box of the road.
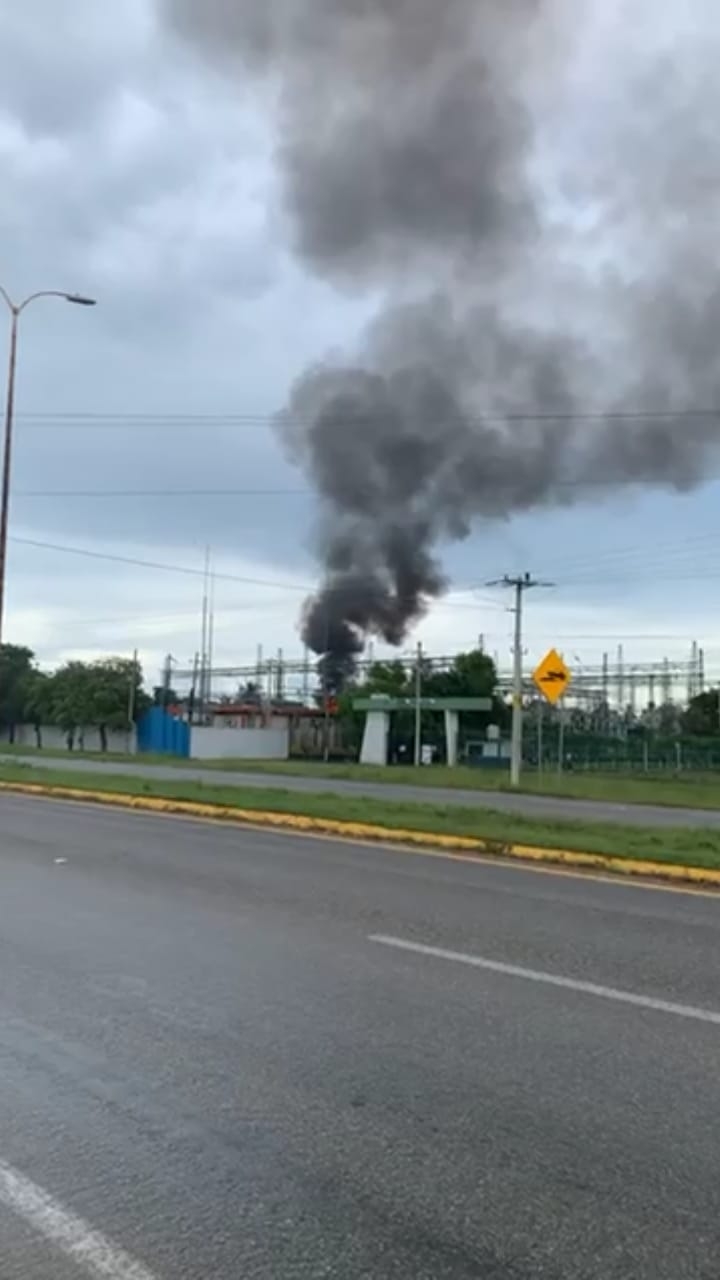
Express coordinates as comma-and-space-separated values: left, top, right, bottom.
3, 751, 720, 828
1, 792, 720, 1277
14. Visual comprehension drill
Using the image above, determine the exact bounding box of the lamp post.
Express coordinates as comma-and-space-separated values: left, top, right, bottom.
0, 287, 96, 650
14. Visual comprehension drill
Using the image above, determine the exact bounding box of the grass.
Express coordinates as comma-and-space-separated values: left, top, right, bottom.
3, 743, 720, 811
2, 759, 720, 871
0, 744, 177, 767
186, 758, 720, 810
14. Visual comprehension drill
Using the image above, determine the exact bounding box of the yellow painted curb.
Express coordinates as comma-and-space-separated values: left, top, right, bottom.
2, 778, 720, 888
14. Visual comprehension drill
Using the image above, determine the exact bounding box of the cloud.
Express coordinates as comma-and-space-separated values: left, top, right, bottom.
158, 0, 720, 683
1, 0, 720, 687
0, 2, 276, 322
0, 0, 365, 589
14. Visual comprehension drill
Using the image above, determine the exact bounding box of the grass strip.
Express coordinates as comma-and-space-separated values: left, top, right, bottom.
1, 761, 720, 871
3, 746, 720, 810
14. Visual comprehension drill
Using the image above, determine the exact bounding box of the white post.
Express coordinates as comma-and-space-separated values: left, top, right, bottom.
510, 581, 523, 788
444, 709, 459, 768
414, 641, 423, 768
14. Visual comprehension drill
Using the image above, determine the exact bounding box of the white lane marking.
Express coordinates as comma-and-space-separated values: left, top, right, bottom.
0, 1158, 159, 1279
370, 934, 720, 1026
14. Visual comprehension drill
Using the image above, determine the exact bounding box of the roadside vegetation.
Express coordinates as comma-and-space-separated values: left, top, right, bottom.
4, 639, 720, 814
2, 761, 720, 871
3, 745, 720, 811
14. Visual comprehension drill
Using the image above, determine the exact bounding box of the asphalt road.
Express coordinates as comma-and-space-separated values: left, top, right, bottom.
1, 793, 720, 1277
3, 751, 720, 828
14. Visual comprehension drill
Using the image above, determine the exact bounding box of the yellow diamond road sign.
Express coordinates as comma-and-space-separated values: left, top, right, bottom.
533, 648, 571, 705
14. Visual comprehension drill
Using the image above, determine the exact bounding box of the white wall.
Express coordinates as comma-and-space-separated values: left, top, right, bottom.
0, 725, 136, 754
191, 726, 289, 761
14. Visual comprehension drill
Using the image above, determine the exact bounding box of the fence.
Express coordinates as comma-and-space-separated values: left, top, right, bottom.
523, 728, 720, 773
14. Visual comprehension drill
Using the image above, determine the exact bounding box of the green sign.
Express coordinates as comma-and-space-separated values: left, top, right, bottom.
353, 696, 492, 712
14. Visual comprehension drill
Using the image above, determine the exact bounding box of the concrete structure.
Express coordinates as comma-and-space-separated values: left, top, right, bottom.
0, 724, 135, 754
354, 696, 493, 767
210, 705, 287, 732
359, 705, 391, 766
209, 701, 342, 759
191, 725, 288, 761
444, 709, 459, 768
0, 712, 289, 763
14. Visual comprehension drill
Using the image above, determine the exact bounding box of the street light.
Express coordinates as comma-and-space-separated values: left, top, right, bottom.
0, 286, 97, 650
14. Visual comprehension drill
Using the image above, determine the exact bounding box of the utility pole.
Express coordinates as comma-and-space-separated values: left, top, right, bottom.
488, 573, 552, 788
303, 645, 310, 704
322, 610, 331, 763
0, 287, 96, 652
127, 649, 138, 753
207, 569, 215, 710
189, 651, 200, 725
557, 699, 566, 775
162, 654, 176, 710
414, 641, 423, 767
199, 548, 210, 722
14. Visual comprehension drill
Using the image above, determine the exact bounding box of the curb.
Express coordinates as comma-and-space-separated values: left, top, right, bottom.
1, 779, 720, 888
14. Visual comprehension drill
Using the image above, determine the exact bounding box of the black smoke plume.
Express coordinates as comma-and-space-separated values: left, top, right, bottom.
163, 1, 720, 686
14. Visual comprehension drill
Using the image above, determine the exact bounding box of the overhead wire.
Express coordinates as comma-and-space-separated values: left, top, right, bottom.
10, 528, 720, 596
14, 407, 720, 426
13, 488, 310, 498
7, 535, 515, 614
9, 536, 313, 594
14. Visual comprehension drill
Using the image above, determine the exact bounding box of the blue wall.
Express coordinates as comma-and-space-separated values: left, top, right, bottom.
136, 708, 190, 758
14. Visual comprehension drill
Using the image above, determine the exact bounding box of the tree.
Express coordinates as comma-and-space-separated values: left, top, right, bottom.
0, 644, 36, 743
88, 658, 149, 752
20, 669, 53, 748
50, 662, 94, 749
423, 649, 497, 701
683, 690, 720, 737
51, 658, 150, 751
153, 684, 179, 708
362, 660, 410, 697
656, 701, 683, 738
424, 649, 504, 747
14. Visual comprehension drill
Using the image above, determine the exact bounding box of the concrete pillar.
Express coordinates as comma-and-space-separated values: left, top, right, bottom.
444, 710, 460, 768
360, 711, 390, 766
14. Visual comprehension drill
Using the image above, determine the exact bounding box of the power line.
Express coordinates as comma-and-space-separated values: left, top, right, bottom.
13, 488, 310, 498
12, 483, 720, 503
6, 535, 510, 616
554, 533, 717, 573
10, 528, 720, 593
12, 530, 720, 619
550, 532, 720, 582
9, 535, 313, 593
13, 407, 720, 428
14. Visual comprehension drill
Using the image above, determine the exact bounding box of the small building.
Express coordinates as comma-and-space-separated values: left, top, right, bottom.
204, 700, 345, 759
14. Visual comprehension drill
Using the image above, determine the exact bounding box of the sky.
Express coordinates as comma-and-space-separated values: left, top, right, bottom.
2, 0, 720, 698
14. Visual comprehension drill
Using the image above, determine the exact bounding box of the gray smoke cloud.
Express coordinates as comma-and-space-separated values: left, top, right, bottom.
163, 0, 720, 684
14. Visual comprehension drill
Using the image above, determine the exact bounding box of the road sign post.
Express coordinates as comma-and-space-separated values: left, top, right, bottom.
533, 649, 572, 773
532, 649, 571, 705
